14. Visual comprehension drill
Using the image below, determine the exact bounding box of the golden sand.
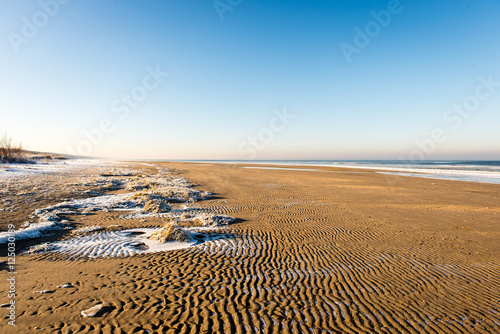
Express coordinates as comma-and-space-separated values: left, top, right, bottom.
1, 162, 499, 333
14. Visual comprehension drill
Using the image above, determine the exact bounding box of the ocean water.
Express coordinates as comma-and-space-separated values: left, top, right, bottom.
183, 160, 500, 184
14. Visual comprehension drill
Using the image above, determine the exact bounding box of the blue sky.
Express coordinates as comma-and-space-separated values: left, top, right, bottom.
1, 0, 499, 160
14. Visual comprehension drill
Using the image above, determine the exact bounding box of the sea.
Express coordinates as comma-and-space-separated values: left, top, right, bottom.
179, 160, 500, 185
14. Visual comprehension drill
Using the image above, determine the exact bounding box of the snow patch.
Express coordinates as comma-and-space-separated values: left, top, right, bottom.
0, 221, 66, 244
28, 228, 230, 259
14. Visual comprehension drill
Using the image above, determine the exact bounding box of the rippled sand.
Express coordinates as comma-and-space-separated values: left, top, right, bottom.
1, 162, 500, 333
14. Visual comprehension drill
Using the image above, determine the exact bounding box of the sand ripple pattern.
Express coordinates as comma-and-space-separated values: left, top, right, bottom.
176, 233, 499, 333
15, 166, 500, 333
50, 230, 157, 258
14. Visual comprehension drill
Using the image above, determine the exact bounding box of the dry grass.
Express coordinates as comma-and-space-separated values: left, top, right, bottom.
0, 133, 30, 163
100, 168, 136, 177
149, 221, 192, 243
143, 198, 171, 213
127, 185, 210, 205
125, 175, 212, 216
31, 154, 53, 160
189, 214, 236, 227
125, 179, 158, 191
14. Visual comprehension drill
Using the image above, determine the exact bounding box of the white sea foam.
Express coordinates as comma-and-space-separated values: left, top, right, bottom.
378, 171, 500, 184
233, 161, 500, 184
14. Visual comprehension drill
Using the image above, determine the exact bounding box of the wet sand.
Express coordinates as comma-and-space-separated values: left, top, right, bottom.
1, 161, 500, 333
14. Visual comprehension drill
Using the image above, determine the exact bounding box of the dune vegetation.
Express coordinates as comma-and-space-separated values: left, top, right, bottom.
149, 220, 192, 243
0, 133, 29, 163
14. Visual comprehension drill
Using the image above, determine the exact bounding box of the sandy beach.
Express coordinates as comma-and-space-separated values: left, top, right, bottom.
3, 0, 499, 332
1, 161, 500, 333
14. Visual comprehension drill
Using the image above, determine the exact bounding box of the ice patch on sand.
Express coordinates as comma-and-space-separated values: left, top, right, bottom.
72, 225, 104, 234
175, 213, 236, 227
26, 227, 230, 258
0, 159, 115, 179
37, 194, 138, 215
4, 164, 238, 257
0, 221, 67, 244
0, 194, 138, 244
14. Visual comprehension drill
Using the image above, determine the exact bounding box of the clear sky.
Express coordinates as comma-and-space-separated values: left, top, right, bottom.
1, 0, 499, 160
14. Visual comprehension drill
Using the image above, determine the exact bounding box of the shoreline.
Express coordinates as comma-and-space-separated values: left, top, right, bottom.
159, 160, 500, 184
3, 158, 500, 184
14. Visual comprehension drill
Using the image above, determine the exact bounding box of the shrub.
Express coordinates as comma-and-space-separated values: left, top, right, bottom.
143, 198, 171, 213
149, 221, 192, 242
0, 133, 30, 163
